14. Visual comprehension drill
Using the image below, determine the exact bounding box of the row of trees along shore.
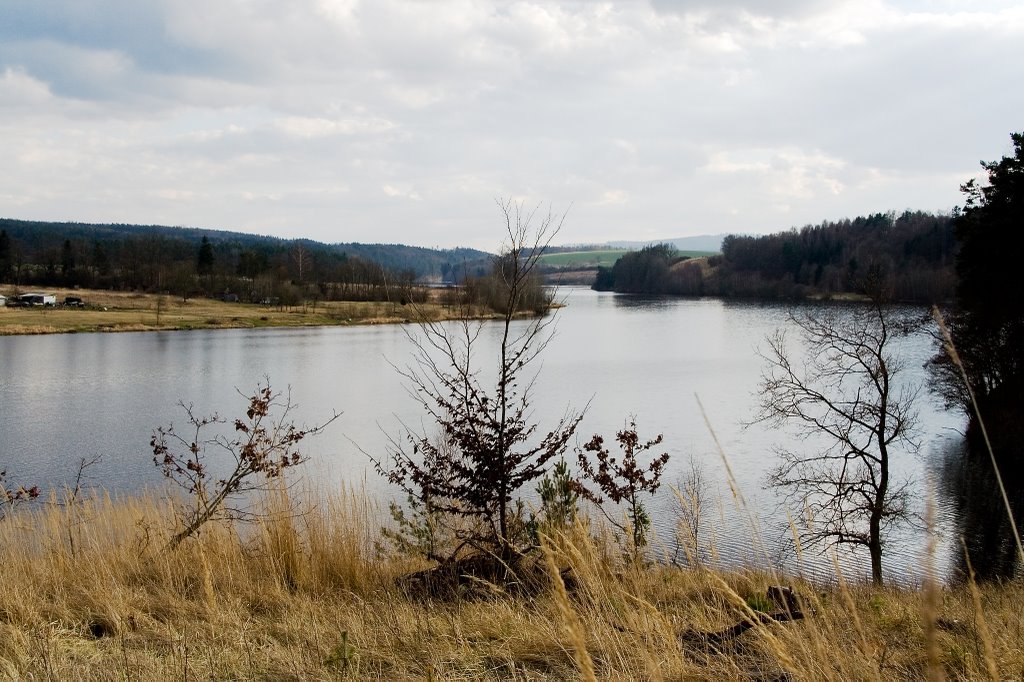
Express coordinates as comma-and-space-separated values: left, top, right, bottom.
594, 209, 956, 303
0, 219, 490, 306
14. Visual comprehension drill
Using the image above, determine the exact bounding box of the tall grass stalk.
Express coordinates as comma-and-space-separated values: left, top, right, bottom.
696, 393, 777, 576
540, 536, 597, 682
960, 538, 1000, 682
922, 485, 943, 682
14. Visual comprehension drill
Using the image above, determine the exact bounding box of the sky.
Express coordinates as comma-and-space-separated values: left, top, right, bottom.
1, 1, 1021, 251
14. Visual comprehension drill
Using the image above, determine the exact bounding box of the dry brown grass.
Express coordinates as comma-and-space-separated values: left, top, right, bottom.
0, 485, 1021, 680
0, 286, 484, 336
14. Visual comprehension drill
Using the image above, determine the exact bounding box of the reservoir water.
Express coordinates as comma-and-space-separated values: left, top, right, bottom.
0, 287, 1006, 582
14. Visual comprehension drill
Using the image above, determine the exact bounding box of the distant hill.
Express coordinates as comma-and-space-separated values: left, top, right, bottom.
0, 218, 491, 282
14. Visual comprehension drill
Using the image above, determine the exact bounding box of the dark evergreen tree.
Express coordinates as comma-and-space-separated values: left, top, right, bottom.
934, 132, 1024, 462
197, 236, 215, 276
93, 241, 110, 277
61, 239, 76, 279
592, 265, 615, 291
237, 249, 267, 278
0, 230, 10, 280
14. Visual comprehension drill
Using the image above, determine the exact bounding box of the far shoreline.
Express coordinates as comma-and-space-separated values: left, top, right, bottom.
1, 286, 478, 336
0, 285, 553, 336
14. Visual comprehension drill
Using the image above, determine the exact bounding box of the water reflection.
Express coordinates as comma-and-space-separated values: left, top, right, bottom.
936, 437, 1024, 581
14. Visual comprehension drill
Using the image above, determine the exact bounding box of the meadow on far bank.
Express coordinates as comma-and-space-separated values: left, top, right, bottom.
0, 286, 490, 335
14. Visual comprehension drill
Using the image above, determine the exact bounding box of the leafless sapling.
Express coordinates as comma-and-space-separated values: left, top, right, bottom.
59, 454, 102, 558
672, 454, 709, 567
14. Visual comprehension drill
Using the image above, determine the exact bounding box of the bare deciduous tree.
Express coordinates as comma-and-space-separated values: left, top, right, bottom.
756, 297, 920, 584
373, 200, 583, 563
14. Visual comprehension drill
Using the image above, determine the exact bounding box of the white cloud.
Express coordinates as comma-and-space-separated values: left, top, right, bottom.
382, 184, 422, 201
276, 115, 397, 138
703, 150, 772, 174
0, 66, 53, 104
596, 189, 629, 205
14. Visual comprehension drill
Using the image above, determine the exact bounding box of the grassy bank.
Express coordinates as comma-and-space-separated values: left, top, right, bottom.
0, 485, 1019, 680
0, 287, 481, 335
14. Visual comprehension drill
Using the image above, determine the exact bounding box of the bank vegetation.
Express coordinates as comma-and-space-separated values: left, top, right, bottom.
0, 484, 1020, 680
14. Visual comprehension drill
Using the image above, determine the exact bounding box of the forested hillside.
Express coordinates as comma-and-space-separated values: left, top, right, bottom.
0, 219, 490, 303
594, 210, 956, 303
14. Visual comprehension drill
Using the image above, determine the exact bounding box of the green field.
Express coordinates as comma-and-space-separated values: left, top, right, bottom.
538, 249, 717, 268
537, 249, 630, 267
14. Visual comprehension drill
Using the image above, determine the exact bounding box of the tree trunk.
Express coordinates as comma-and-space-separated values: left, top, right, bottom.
870, 451, 888, 585
869, 525, 883, 585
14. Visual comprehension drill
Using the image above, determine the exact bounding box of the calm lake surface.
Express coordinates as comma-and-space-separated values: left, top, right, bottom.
0, 287, 998, 583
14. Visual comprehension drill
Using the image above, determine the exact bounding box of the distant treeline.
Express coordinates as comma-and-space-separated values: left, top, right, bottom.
0, 218, 491, 304
593, 211, 957, 303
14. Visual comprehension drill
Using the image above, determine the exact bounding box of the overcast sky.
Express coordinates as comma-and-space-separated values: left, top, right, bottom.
1, 1, 1021, 250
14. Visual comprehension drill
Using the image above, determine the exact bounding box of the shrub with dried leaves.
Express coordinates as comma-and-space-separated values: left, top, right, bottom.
0, 467, 39, 519
152, 380, 339, 549
577, 418, 670, 558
